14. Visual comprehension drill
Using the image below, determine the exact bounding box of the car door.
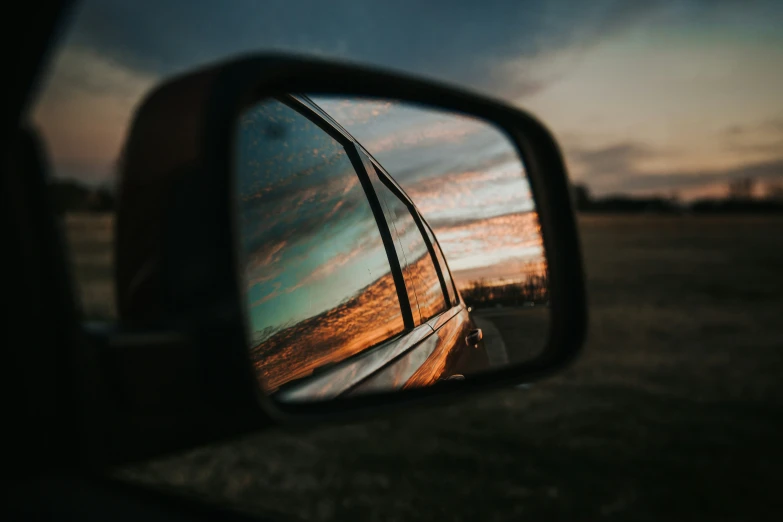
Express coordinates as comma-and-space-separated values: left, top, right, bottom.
419, 217, 490, 380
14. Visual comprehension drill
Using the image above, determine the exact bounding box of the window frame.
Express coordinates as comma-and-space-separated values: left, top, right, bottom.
282, 94, 455, 322
420, 217, 460, 307
366, 158, 452, 316
292, 95, 455, 315
274, 95, 416, 330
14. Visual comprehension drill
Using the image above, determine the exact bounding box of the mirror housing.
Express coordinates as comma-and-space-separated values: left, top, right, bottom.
91, 54, 586, 466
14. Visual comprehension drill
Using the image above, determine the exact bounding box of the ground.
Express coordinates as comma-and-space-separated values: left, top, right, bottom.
473, 306, 549, 365
69, 214, 783, 521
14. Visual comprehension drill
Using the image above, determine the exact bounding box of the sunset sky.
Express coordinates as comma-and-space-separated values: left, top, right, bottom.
32, 0, 783, 199
312, 97, 544, 285
236, 99, 401, 337
235, 96, 543, 389
236, 96, 541, 346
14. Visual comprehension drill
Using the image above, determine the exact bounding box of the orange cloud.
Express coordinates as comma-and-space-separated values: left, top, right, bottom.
250, 269, 405, 392
432, 211, 546, 285
365, 117, 482, 154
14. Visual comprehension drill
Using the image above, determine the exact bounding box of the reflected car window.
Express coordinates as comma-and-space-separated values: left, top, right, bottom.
235, 98, 405, 392
365, 165, 422, 325
371, 168, 447, 323
422, 221, 457, 306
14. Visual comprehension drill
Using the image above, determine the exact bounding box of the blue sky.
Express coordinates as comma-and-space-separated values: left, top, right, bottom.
32, 0, 783, 197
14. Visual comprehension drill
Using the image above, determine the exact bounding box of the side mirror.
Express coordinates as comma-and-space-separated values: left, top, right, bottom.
91, 54, 586, 466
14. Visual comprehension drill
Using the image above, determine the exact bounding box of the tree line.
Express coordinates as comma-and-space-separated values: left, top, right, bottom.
48, 175, 783, 215
47, 179, 115, 214
572, 178, 783, 214
461, 274, 549, 309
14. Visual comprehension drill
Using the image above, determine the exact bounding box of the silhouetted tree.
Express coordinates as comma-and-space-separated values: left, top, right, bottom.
86, 187, 115, 212
571, 183, 592, 211
728, 177, 755, 200
766, 181, 783, 201
462, 275, 549, 309
48, 179, 116, 213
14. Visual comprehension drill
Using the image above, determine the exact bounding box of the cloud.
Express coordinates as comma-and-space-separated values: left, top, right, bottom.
63, 0, 679, 99
719, 117, 783, 155
364, 118, 480, 154
568, 142, 654, 183
721, 117, 783, 138
628, 158, 783, 192
32, 45, 156, 170
565, 110, 783, 196
313, 99, 397, 127
250, 281, 283, 308
569, 137, 783, 196
283, 240, 370, 293
37, 0, 783, 197
432, 211, 544, 270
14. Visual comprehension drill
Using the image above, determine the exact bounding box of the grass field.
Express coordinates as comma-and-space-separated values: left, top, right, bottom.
62, 213, 115, 320
66, 214, 783, 521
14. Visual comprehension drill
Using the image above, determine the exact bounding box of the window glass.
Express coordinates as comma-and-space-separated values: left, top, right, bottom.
370, 168, 447, 322
235, 99, 404, 392
366, 166, 421, 324
423, 220, 457, 306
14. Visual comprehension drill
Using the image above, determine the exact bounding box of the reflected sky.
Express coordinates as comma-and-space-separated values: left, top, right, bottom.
236, 98, 406, 391
368, 167, 448, 323
250, 268, 404, 392
237, 96, 546, 391
314, 97, 546, 289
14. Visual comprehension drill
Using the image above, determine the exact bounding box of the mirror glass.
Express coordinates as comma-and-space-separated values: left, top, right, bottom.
234, 95, 549, 402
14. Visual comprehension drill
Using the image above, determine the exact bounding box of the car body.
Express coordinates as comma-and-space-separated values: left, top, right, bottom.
238, 94, 489, 400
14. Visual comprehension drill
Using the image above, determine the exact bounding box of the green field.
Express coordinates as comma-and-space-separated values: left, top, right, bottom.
66, 214, 783, 521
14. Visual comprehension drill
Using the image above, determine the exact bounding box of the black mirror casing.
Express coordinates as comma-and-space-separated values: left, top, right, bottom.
92, 54, 587, 467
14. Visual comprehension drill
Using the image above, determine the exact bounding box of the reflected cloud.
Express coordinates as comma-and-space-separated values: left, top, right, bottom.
251, 269, 404, 391
238, 96, 548, 394
365, 117, 482, 154
237, 98, 406, 378
316, 99, 397, 126
315, 97, 547, 297
33, 45, 156, 183
434, 210, 545, 284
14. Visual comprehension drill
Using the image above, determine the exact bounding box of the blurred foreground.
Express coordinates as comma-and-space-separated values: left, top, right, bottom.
101, 215, 783, 521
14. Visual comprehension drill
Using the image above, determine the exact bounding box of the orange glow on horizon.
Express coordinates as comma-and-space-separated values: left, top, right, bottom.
251, 269, 404, 392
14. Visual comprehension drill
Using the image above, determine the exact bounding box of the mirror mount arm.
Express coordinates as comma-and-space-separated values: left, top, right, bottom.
76, 324, 265, 468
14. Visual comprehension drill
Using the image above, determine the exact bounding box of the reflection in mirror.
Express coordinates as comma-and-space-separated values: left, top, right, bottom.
234, 95, 549, 402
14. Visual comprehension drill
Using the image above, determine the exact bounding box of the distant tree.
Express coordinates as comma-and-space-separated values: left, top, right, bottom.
48, 179, 116, 213
86, 187, 115, 212
571, 183, 592, 211
728, 177, 755, 200
48, 180, 90, 214
766, 181, 783, 201
461, 275, 549, 309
